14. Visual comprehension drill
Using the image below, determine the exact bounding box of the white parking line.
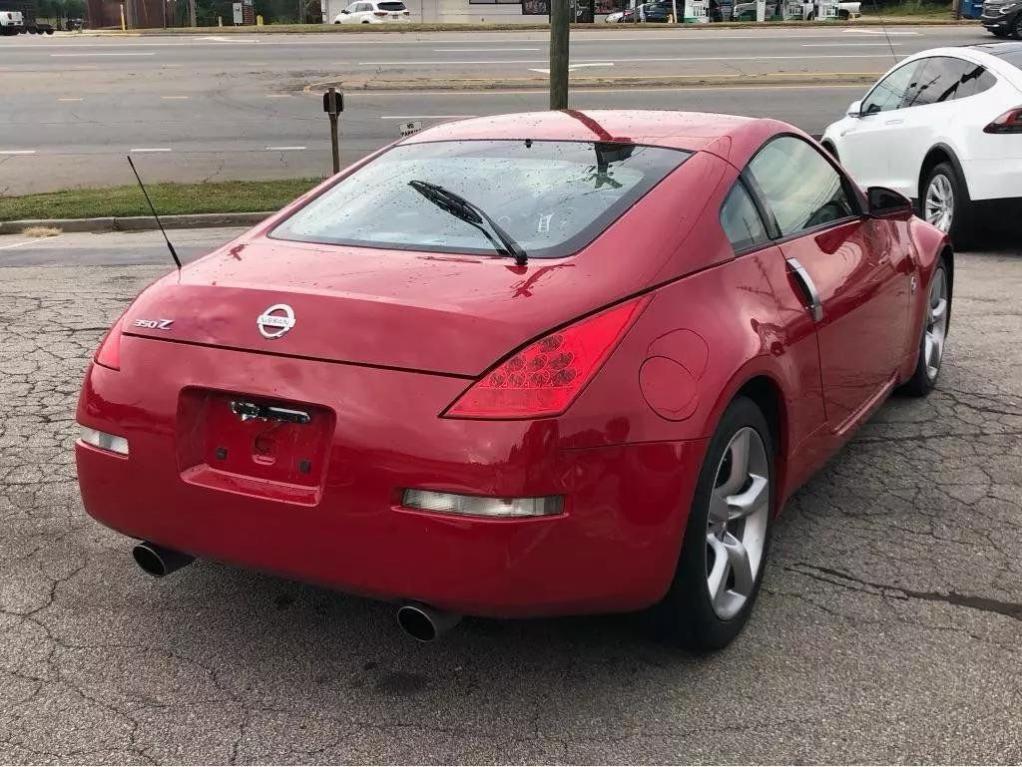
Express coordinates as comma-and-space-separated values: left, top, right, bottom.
160, 95, 190, 99
0, 240, 39, 252
51, 52, 157, 57
380, 114, 476, 119
0, 149, 36, 155
130, 147, 172, 153
433, 48, 541, 52
802, 42, 903, 47
358, 54, 901, 66
57, 97, 83, 102
265, 146, 306, 151
266, 94, 292, 98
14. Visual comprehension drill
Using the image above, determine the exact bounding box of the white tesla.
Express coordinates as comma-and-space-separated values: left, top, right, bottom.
822, 43, 1022, 244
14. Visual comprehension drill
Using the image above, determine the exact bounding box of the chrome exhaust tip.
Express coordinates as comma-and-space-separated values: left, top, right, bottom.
132, 541, 194, 578
396, 603, 462, 642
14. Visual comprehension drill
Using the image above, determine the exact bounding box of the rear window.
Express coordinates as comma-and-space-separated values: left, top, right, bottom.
377, 2, 406, 8
272, 140, 689, 259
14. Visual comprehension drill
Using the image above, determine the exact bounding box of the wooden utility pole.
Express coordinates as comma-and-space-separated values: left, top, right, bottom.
549, 0, 570, 110
188, 0, 196, 26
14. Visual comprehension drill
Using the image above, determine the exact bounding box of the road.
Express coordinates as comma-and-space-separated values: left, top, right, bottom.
0, 24, 991, 194
1, 229, 1020, 762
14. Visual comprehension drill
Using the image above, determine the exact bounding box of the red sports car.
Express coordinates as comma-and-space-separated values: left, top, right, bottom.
76, 111, 952, 650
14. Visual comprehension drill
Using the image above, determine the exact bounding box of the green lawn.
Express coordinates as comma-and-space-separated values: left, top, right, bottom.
862, 1, 954, 17
0, 178, 323, 222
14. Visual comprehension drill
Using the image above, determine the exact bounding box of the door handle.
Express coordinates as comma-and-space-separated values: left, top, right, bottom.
884, 118, 904, 126
786, 258, 824, 322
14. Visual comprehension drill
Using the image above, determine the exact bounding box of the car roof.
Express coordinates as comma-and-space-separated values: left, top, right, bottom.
398, 110, 786, 160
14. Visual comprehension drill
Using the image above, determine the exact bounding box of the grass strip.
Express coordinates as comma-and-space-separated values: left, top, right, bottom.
0, 178, 323, 222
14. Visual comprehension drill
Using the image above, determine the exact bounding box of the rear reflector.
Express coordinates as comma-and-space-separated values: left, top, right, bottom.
984, 107, 1022, 133
402, 489, 563, 518
94, 318, 124, 371
79, 426, 129, 456
444, 296, 650, 419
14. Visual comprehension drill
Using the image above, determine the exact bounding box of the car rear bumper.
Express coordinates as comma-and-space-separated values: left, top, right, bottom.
76, 336, 705, 617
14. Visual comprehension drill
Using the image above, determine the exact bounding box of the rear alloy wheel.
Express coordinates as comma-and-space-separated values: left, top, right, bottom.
900, 261, 951, 396
654, 397, 774, 651
922, 161, 974, 248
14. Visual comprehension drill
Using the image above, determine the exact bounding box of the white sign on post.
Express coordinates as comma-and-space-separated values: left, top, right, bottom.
232, 2, 243, 24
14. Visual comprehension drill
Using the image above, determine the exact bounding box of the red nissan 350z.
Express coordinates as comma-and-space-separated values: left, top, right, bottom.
76, 111, 952, 649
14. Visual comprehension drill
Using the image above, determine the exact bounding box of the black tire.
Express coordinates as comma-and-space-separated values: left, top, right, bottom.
899, 258, 951, 397
921, 161, 974, 250
653, 396, 775, 652
991, 27, 1009, 37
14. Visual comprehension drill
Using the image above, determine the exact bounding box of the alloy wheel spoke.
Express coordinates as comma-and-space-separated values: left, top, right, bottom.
931, 297, 947, 324
719, 429, 752, 496
706, 533, 730, 605
723, 533, 754, 597
924, 334, 938, 369
726, 473, 769, 521
708, 489, 730, 526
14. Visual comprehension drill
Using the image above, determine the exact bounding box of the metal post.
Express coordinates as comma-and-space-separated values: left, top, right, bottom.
327, 87, 341, 174
188, 0, 196, 26
549, 0, 570, 110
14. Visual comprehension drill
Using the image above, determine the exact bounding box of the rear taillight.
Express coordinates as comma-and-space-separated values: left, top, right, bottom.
94, 318, 124, 371
373, 10, 387, 15
984, 107, 1022, 134
444, 296, 650, 420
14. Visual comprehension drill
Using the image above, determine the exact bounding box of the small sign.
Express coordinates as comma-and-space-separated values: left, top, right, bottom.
322, 90, 344, 115
232, 2, 243, 23
398, 121, 422, 137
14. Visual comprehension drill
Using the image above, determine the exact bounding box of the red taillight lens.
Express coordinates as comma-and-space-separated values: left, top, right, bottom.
373, 10, 387, 15
94, 318, 123, 371
984, 107, 1022, 134
445, 296, 650, 420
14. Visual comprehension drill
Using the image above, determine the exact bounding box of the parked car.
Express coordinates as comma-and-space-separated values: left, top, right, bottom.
77, 111, 951, 650
604, 8, 626, 20
731, 0, 859, 19
332, 0, 409, 22
0, 9, 23, 34
982, 0, 1022, 37
617, 1, 672, 20
821, 44, 1022, 244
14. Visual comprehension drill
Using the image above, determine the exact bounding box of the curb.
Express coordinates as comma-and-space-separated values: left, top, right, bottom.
0, 211, 271, 235
311, 71, 880, 92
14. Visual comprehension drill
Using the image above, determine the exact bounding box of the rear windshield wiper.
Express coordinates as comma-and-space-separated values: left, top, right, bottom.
408, 179, 527, 266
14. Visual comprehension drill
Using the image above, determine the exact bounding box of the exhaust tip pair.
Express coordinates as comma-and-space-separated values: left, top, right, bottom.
131, 543, 461, 641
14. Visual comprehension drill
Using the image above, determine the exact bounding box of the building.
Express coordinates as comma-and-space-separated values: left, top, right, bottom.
320, 0, 598, 23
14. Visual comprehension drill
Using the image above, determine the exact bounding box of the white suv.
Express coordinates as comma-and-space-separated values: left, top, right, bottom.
333, 0, 410, 22
822, 44, 1022, 244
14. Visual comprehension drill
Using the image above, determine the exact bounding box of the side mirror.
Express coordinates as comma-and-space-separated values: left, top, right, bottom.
847, 100, 862, 118
867, 186, 913, 219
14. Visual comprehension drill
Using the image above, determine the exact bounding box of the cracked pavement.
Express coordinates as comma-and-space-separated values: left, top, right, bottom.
0, 237, 1020, 764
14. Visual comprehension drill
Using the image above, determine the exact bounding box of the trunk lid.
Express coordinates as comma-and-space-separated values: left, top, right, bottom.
125, 237, 639, 377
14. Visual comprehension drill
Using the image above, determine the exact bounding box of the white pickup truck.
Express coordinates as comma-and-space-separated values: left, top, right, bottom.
0, 9, 25, 33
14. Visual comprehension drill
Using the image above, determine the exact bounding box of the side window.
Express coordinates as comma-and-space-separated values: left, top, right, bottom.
956, 63, 997, 99
862, 61, 921, 115
902, 57, 969, 107
720, 181, 769, 253
747, 136, 857, 238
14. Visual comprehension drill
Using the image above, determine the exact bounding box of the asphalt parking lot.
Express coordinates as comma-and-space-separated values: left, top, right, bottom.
1, 237, 1021, 763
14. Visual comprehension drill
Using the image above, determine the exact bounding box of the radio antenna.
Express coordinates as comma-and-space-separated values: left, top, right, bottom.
127, 155, 182, 271
867, 0, 899, 66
